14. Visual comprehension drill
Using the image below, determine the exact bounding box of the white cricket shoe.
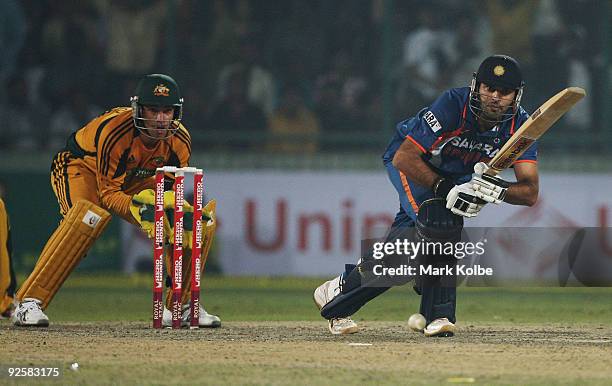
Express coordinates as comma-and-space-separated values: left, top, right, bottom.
423, 317, 455, 337
162, 305, 221, 328
198, 305, 221, 328
162, 306, 184, 328
314, 277, 359, 335
328, 317, 359, 335
12, 299, 49, 327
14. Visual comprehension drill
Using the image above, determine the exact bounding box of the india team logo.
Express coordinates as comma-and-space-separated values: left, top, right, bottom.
493, 65, 505, 76
153, 84, 170, 97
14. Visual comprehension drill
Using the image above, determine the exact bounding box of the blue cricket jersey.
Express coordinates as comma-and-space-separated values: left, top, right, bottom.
382, 87, 537, 220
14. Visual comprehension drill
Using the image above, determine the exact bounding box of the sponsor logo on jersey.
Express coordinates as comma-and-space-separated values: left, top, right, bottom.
423, 111, 442, 132
153, 84, 170, 97
128, 167, 156, 179
449, 137, 497, 157
433, 135, 502, 166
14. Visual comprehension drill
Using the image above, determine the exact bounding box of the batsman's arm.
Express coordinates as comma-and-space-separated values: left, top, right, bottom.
504, 161, 539, 206
392, 137, 440, 190
393, 138, 486, 217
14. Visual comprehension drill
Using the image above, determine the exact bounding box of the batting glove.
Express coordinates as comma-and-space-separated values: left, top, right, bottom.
471, 162, 511, 204
433, 177, 486, 218
445, 182, 487, 218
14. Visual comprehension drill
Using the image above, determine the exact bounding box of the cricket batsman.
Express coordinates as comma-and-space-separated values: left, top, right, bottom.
314, 55, 539, 336
12, 74, 221, 328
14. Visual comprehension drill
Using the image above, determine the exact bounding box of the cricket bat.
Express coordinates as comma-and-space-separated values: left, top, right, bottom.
485, 87, 586, 176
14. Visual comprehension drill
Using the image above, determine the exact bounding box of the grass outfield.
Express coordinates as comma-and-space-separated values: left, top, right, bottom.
3, 274, 612, 385
43, 274, 612, 325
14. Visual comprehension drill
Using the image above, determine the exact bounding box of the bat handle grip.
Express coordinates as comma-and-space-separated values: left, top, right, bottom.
475, 161, 499, 176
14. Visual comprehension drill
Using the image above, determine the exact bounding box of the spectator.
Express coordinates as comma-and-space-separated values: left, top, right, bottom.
314, 50, 371, 132
0, 0, 26, 104
314, 77, 346, 132
397, 5, 456, 113
15, 1, 49, 110
558, 0, 600, 132
202, 0, 249, 102
531, 0, 570, 104
206, 67, 267, 150
563, 26, 592, 131
265, 1, 326, 88
449, 9, 492, 88
268, 84, 320, 153
40, 1, 105, 109
104, 0, 167, 105
0, 75, 41, 150
322, 0, 375, 72
486, 0, 537, 66
48, 87, 102, 151
218, 34, 277, 117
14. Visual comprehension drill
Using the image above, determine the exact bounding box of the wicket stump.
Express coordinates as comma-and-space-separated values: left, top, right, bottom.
153, 166, 204, 329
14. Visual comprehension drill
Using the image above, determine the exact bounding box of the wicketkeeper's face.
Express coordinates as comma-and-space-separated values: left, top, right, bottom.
478, 83, 517, 120
141, 106, 175, 138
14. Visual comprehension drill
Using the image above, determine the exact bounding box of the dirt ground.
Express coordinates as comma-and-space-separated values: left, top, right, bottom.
2, 321, 612, 385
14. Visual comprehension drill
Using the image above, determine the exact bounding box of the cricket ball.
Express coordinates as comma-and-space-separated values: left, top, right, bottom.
408, 313, 426, 332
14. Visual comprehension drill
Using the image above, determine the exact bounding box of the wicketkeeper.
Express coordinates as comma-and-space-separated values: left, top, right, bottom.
314, 55, 539, 336
12, 74, 220, 328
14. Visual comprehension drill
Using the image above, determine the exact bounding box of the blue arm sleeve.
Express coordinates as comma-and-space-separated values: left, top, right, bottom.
397, 89, 463, 151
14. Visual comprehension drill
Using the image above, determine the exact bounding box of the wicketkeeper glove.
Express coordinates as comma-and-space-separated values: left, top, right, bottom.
130, 189, 170, 238
164, 192, 213, 251
470, 162, 511, 204
130, 189, 213, 249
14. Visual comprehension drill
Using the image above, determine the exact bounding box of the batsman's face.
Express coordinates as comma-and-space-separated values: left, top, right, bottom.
478, 83, 516, 120
141, 106, 175, 138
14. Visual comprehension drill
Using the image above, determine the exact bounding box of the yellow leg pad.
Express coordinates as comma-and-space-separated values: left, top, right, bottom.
0, 294, 13, 315
0, 199, 13, 303
17, 200, 111, 309
201, 200, 217, 268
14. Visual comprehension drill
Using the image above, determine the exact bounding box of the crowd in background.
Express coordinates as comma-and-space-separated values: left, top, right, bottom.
0, 0, 607, 153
